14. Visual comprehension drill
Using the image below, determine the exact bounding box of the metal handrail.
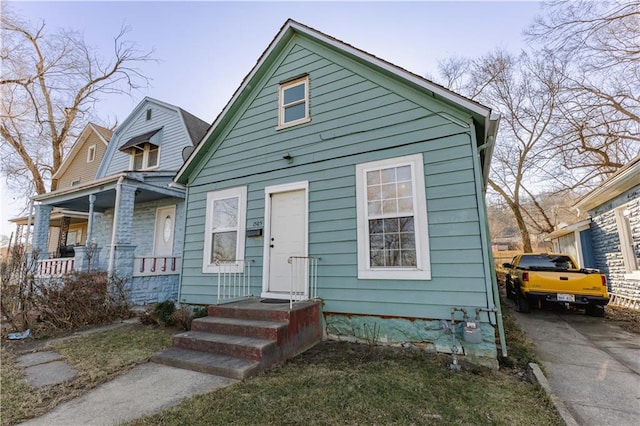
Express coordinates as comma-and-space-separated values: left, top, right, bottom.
288, 256, 320, 309
215, 259, 252, 305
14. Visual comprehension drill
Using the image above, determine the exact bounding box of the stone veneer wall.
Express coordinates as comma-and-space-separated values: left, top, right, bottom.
128, 275, 179, 305
589, 185, 640, 299
324, 313, 498, 369
90, 197, 185, 304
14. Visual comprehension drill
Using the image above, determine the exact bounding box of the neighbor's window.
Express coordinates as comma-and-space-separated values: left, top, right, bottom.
278, 76, 310, 128
131, 143, 159, 170
87, 144, 96, 163
203, 186, 247, 273
615, 206, 639, 273
355, 154, 431, 280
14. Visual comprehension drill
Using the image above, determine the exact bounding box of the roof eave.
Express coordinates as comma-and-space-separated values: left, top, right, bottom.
176, 20, 495, 184
574, 160, 640, 212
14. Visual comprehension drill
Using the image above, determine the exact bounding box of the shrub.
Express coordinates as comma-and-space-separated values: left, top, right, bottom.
152, 300, 176, 326
0, 246, 131, 337
175, 305, 209, 330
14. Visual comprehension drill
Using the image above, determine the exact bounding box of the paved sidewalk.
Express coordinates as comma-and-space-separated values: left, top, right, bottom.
19, 363, 236, 426
513, 308, 640, 426
11, 319, 237, 425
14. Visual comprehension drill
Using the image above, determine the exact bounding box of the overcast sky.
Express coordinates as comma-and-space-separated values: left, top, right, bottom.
1, 0, 544, 238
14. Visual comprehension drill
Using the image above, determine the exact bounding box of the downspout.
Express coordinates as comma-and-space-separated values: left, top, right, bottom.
472, 131, 507, 357
107, 177, 125, 276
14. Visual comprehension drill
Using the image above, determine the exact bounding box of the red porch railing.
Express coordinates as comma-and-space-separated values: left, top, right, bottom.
36, 258, 75, 277
133, 256, 181, 277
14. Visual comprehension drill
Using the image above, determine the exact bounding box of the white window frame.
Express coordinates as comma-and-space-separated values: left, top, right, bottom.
615, 205, 639, 277
277, 76, 310, 129
129, 143, 160, 171
87, 144, 96, 163
355, 153, 431, 280
202, 186, 247, 273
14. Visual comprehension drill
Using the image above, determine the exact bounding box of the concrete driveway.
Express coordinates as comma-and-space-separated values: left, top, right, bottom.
512, 305, 640, 426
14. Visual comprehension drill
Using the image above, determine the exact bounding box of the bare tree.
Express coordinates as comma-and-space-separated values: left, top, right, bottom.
527, 1, 640, 178
438, 2, 640, 251
0, 10, 154, 196
440, 49, 569, 252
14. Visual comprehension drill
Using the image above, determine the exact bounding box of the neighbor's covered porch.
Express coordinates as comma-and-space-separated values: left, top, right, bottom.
29, 172, 186, 304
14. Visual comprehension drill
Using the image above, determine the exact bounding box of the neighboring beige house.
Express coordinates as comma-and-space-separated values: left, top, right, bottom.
54, 123, 112, 189
10, 123, 112, 255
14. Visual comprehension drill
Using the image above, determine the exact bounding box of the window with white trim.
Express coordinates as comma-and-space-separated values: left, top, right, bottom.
277, 76, 310, 128
615, 206, 639, 273
130, 143, 159, 170
203, 186, 247, 273
87, 144, 96, 163
355, 154, 431, 280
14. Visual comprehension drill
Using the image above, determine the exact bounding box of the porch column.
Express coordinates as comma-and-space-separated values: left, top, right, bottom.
108, 181, 136, 278
32, 203, 53, 259
86, 194, 96, 244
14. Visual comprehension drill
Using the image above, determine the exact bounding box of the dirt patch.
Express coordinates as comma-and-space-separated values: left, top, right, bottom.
605, 305, 640, 334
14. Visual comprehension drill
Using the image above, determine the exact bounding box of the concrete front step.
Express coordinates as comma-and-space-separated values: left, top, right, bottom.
173, 330, 276, 362
191, 316, 287, 341
207, 298, 319, 322
151, 347, 260, 380
151, 299, 322, 380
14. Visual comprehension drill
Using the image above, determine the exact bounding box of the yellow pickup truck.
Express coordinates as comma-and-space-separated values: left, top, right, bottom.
503, 253, 609, 316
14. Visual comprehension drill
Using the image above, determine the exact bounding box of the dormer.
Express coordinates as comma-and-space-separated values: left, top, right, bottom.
96, 97, 209, 179
118, 128, 162, 171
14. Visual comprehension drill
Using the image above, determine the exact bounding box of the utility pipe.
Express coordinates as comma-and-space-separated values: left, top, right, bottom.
107, 177, 125, 276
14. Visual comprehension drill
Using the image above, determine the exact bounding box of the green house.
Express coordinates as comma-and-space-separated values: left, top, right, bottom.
176, 20, 504, 363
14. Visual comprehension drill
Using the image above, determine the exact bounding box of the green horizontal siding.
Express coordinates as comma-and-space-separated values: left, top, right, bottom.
179, 35, 490, 319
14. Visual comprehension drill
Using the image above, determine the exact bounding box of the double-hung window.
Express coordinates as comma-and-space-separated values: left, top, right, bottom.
615, 206, 639, 277
356, 154, 431, 280
87, 144, 96, 163
278, 76, 310, 128
203, 186, 247, 273
131, 143, 159, 170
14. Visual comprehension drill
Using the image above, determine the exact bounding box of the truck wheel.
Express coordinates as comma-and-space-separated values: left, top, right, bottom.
506, 282, 515, 300
586, 305, 605, 317
516, 292, 531, 313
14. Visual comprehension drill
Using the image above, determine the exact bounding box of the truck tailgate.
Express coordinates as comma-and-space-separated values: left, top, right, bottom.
528, 270, 607, 296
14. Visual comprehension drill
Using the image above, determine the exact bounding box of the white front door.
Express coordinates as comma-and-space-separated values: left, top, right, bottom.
154, 205, 176, 256
263, 182, 308, 298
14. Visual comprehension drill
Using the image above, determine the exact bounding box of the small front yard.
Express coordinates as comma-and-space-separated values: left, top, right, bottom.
129, 339, 562, 426
6, 302, 638, 425
1, 324, 174, 425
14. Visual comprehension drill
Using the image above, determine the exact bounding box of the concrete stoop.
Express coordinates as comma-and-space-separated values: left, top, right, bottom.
152, 298, 322, 380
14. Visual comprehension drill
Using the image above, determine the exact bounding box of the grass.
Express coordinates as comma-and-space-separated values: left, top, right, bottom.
1, 324, 173, 426
129, 341, 562, 426
2, 289, 571, 426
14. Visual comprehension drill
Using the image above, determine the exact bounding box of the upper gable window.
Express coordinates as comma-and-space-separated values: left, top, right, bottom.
277, 76, 310, 129
120, 128, 162, 171
131, 143, 159, 170
87, 144, 96, 163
